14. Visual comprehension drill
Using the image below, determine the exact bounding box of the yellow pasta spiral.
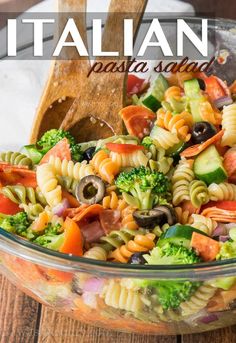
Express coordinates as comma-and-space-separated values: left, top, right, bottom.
102, 191, 119, 210
109, 233, 155, 263
208, 182, 236, 201
91, 150, 120, 183
110, 150, 148, 168
174, 207, 193, 225
191, 214, 217, 236
172, 160, 194, 206
221, 103, 236, 147
36, 164, 62, 207
189, 180, 209, 208
48, 156, 94, 181
101, 279, 143, 313
180, 284, 216, 316
156, 109, 192, 141
152, 126, 179, 150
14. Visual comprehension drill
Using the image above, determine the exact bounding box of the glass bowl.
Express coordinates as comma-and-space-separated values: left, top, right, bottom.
1, 17, 236, 335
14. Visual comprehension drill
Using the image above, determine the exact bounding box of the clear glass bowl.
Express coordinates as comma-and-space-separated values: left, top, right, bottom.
1, 17, 236, 335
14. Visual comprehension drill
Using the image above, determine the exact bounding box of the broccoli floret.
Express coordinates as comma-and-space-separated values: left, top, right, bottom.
138, 243, 201, 310
34, 232, 65, 251
0, 212, 30, 235
115, 166, 170, 210
37, 129, 83, 161
217, 241, 236, 260
142, 136, 154, 149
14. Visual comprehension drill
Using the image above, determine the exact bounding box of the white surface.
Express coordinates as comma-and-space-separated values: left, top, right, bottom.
0, 0, 194, 148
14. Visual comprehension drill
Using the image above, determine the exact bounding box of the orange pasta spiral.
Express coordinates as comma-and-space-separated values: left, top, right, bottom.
109, 233, 155, 263
174, 207, 193, 225
164, 86, 182, 102
199, 101, 221, 125
156, 109, 192, 141
102, 191, 119, 210
91, 150, 119, 184
118, 199, 138, 230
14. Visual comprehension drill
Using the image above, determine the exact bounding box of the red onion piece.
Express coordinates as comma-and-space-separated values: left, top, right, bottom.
83, 278, 104, 294
52, 199, 70, 217
214, 96, 233, 109
213, 224, 227, 237
200, 314, 218, 324
219, 235, 230, 242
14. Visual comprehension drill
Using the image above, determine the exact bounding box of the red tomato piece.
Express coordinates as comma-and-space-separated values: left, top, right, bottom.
202, 201, 236, 212
106, 143, 144, 154
223, 147, 236, 182
204, 76, 228, 101
0, 194, 21, 215
127, 74, 146, 96
40, 138, 71, 164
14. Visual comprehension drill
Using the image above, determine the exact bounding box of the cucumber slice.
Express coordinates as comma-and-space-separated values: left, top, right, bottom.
166, 141, 187, 158
79, 141, 97, 152
194, 145, 227, 185
140, 74, 169, 112
158, 225, 208, 248
20, 145, 43, 164
184, 79, 205, 122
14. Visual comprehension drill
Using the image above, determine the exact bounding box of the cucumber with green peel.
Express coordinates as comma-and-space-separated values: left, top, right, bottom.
79, 141, 97, 152
96, 135, 139, 150
184, 78, 205, 122
194, 145, 227, 185
139, 74, 169, 112
158, 225, 208, 249
20, 145, 43, 164
166, 141, 187, 158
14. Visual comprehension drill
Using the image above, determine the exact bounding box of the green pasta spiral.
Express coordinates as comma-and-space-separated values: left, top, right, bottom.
20, 203, 44, 220
1, 185, 47, 206
99, 228, 145, 252
0, 151, 32, 167
189, 180, 209, 208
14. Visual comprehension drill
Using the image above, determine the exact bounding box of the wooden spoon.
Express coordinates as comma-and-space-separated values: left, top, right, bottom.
31, 0, 147, 143
30, 0, 90, 143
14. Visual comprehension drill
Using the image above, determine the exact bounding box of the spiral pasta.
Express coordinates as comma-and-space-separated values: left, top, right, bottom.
189, 180, 209, 208
164, 86, 182, 102
57, 176, 78, 195
101, 279, 143, 314
208, 182, 236, 201
172, 160, 194, 206
180, 284, 216, 316
48, 156, 95, 182
99, 228, 145, 251
191, 214, 217, 236
152, 126, 179, 150
174, 207, 193, 225
110, 150, 148, 168
0, 151, 32, 167
36, 164, 62, 207
109, 233, 156, 263
1, 185, 47, 206
84, 246, 108, 261
20, 203, 44, 220
102, 191, 119, 210
156, 109, 192, 141
91, 150, 119, 183
221, 103, 236, 147
199, 101, 221, 126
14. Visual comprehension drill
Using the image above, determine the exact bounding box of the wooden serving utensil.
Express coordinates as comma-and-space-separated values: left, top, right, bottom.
30, 0, 90, 143
30, 0, 147, 143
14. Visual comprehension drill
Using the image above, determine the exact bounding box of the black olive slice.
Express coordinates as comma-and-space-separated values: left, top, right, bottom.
83, 147, 96, 162
128, 252, 147, 265
153, 205, 177, 226
133, 209, 165, 227
76, 175, 105, 205
191, 122, 217, 144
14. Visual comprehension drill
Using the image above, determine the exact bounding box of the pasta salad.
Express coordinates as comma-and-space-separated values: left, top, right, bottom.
1, 71, 236, 322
